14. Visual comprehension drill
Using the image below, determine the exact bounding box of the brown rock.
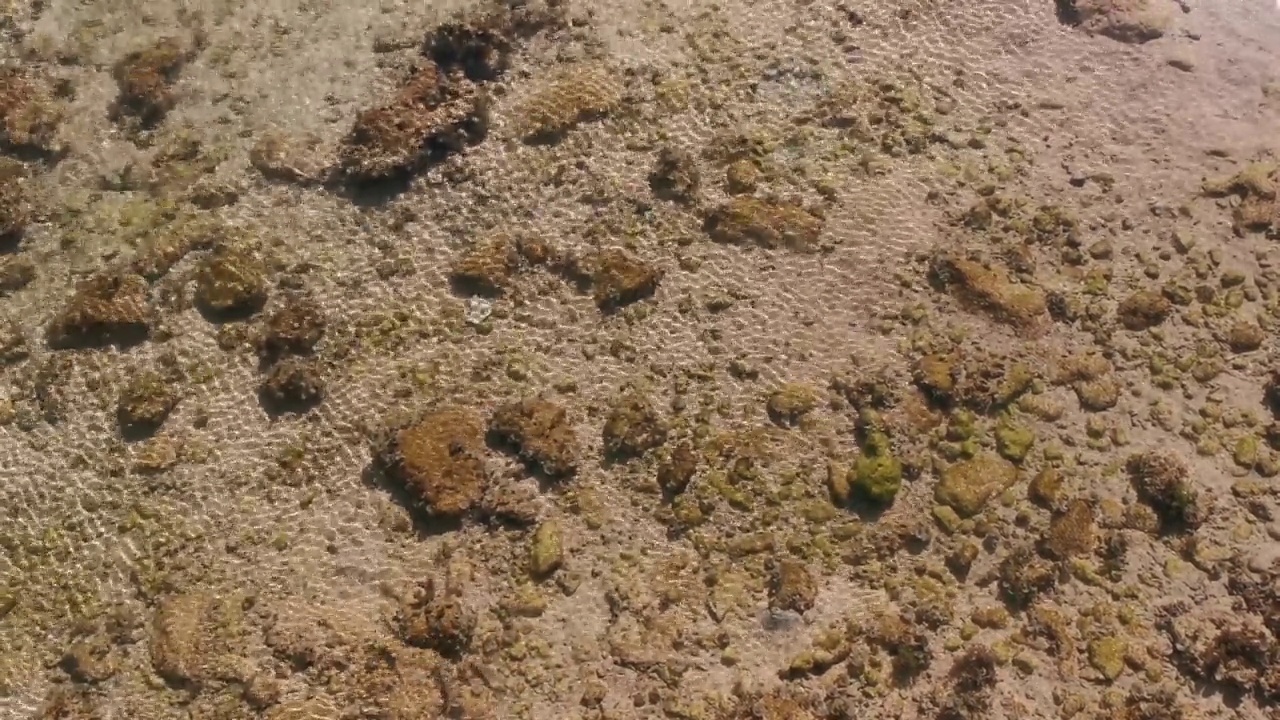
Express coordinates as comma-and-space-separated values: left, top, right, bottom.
704, 196, 824, 251
260, 357, 325, 412
258, 294, 326, 359
397, 579, 475, 657
1117, 290, 1171, 331
59, 637, 118, 683
0, 318, 28, 365
118, 370, 180, 437
936, 453, 1018, 517
339, 66, 489, 182
1126, 451, 1204, 532
658, 441, 697, 494
0, 176, 29, 248
1057, 0, 1171, 44
769, 558, 817, 614
589, 248, 661, 311
150, 592, 244, 686
0, 256, 35, 295
0, 68, 63, 155
1226, 319, 1265, 353
389, 407, 488, 518
111, 38, 193, 128
194, 244, 269, 319
449, 235, 520, 297
930, 254, 1047, 330
488, 397, 578, 478
47, 270, 152, 349
649, 145, 700, 204
602, 389, 668, 459
1042, 499, 1097, 559
1075, 376, 1120, 411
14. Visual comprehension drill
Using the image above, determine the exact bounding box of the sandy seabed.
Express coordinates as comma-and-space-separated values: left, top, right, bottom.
4, 0, 1280, 719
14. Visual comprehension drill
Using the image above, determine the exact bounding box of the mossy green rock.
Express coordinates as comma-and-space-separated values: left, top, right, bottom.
995, 421, 1035, 463
848, 431, 902, 505
529, 520, 564, 578
936, 453, 1018, 517
1087, 636, 1126, 682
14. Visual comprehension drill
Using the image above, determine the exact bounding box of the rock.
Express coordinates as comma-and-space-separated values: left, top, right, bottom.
658, 441, 698, 495
339, 65, 489, 182
929, 254, 1047, 330
111, 37, 193, 128
257, 294, 326, 360
150, 592, 244, 687
249, 131, 330, 185
588, 249, 662, 311
1028, 467, 1064, 509
725, 160, 761, 195
997, 544, 1056, 606
768, 558, 817, 614
1074, 376, 1120, 411
194, 244, 269, 320
936, 453, 1018, 517
1087, 636, 1126, 681
388, 407, 488, 518
1057, 0, 1171, 45
1117, 290, 1171, 331
449, 235, 520, 297
60, 637, 118, 683
1042, 499, 1096, 559
766, 383, 820, 426
0, 256, 34, 294
515, 63, 621, 141
848, 430, 903, 506
0, 68, 64, 155
0, 177, 28, 249
602, 389, 668, 459
704, 196, 824, 251
528, 519, 564, 578
649, 145, 700, 204
1126, 451, 1204, 532
260, 357, 325, 413
0, 318, 28, 365
995, 421, 1035, 463
479, 478, 540, 526
1226, 319, 1265, 353
489, 397, 578, 478
397, 579, 475, 656
118, 370, 180, 437
47, 270, 152, 349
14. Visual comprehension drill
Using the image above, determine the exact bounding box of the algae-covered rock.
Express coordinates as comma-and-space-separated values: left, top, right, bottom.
766, 383, 819, 426
848, 430, 903, 506
489, 397, 578, 478
1087, 636, 1126, 681
194, 244, 269, 320
47, 270, 152, 349
930, 254, 1047, 330
1117, 290, 1171, 331
1042, 499, 1096, 559
704, 196, 824, 251
602, 389, 668, 459
768, 558, 817, 614
936, 453, 1017, 517
995, 421, 1035, 463
529, 520, 564, 578
1125, 451, 1203, 532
